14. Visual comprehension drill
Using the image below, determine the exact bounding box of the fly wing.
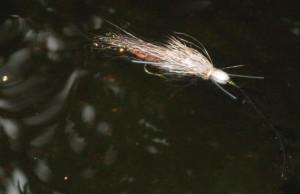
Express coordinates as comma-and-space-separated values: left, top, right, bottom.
172, 32, 213, 64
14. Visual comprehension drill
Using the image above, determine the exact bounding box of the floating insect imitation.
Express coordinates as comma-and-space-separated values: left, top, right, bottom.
92, 22, 288, 178
92, 22, 263, 99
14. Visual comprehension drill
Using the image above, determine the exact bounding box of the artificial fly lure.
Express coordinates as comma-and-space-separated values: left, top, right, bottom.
91, 21, 288, 178
92, 22, 264, 100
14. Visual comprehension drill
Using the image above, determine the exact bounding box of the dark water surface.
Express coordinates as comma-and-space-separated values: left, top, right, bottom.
0, 0, 299, 194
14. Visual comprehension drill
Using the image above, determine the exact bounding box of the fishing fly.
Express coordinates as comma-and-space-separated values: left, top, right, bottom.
92, 22, 263, 99
92, 21, 288, 178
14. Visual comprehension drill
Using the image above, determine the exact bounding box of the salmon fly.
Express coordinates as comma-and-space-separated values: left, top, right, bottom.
92, 22, 287, 178
92, 22, 264, 99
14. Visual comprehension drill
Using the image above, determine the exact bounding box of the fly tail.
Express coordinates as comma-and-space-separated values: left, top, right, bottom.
212, 81, 237, 99
228, 73, 264, 79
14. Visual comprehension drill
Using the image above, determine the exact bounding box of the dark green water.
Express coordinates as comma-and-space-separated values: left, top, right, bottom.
0, 0, 299, 194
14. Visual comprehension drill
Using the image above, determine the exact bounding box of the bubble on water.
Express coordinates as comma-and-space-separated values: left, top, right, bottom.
46, 35, 64, 52
152, 138, 169, 146
81, 104, 96, 124
2, 75, 9, 82
138, 118, 161, 132
0, 118, 19, 139
46, 7, 55, 12
96, 121, 113, 136
34, 160, 52, 182
24, 29, 37, 42
145, 145, 159, 154
63, 176, 69, 181
90, 16, 103, 29
68, 130, 86, 153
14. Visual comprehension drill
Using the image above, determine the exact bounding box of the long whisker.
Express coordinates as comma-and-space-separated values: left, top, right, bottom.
131, 59, 166, 66
222, 65, 246, 70
228, 74, 264, 79
212, 81, 237, 100
103, 19, 138, 39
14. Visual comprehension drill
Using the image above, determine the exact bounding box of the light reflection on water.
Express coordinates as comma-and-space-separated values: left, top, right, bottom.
0, 1, 299, 194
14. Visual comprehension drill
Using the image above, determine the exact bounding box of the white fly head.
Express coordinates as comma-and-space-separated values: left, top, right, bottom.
210, 69, 230, 84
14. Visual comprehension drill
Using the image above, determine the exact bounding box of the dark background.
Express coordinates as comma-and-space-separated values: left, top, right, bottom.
0, 0, 299, 194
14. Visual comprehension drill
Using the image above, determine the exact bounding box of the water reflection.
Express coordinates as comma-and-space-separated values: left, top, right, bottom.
0, 15, 89, 194
0, 1, 299, 194
4, 168, 30, 194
